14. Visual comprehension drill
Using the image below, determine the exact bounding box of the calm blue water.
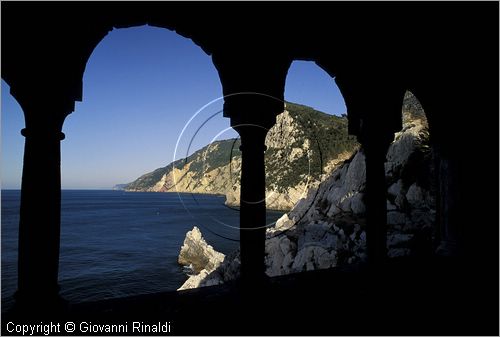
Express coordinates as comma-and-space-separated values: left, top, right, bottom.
1, 190, 283, 310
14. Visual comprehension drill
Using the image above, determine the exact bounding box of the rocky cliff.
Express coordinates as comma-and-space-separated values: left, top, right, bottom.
263, 109, 434, 276
178, 91, 435, 290
123, 102, 359, 210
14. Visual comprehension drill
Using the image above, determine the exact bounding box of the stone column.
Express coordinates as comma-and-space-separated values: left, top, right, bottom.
211, 51, 289, 283
434, 147, 460, 257
335, 75, 404, 267
361, 134, 393, 266
235, 125, 268, 282
422, 95, 462, 257
15, 111, 67, 312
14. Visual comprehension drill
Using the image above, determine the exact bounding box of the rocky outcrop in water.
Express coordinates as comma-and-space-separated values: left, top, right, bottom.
177, 226, 225, 290
177, 227, 239, 291
178, 226, 224, 273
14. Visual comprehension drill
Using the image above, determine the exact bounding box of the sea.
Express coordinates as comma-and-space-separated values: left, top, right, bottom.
1, 190, 284, 311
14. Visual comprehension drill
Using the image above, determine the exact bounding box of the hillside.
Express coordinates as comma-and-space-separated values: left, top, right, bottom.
124, 139, 242, 193
123, 101, 359, 210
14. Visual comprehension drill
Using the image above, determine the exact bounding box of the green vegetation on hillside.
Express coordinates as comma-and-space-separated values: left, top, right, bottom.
265, 102, 359, 192
188, 139, 241, 174
125, 166, 171, 191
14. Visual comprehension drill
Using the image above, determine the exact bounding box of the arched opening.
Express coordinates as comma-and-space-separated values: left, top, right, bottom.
169, 60, 362, 288
260, 63, 437, 278
384, 90, 435, 258
50, 25, 239, 302
1, 80, 26, 311
263, 60, 362, 277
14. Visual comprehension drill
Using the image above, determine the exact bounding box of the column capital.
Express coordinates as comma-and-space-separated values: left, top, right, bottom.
233, 122, 269, 141
228, 95, 281, 153
358, 128, 393, 155
335, 74, 405, 140
226, 93, 283, 132
9, 86, 73, 142
211, 52, 290, 126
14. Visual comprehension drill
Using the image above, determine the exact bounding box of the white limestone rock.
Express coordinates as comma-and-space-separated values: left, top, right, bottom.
177, 227, 228, 291
178, 245, 240, 291
298, 222, 331, 249
291, 245, 337, 272
265, 235, 297, 276
265, 236, 286, 276
178, 226, 225, 273
202, 249, 241, 284
224, 189, 240, 208
178, 269, 213, 291
267, 213, 295, 237
281, 252, 296, 274
344, 151, 367, 192
385, 124, 422, 178
264, 110, 300, 150
350, 192, 366, 214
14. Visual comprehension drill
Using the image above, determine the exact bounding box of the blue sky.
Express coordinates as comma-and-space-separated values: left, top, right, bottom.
1, 25, 346, 189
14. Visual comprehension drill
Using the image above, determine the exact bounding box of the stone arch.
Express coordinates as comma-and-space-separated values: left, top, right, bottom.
60, 25, 229, 301
3, 16, 227, 309
64, 25, 222, 186
403, 84, 464, 257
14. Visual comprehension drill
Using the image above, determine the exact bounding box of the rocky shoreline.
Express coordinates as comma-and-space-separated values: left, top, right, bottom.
177, 104, 435, 290
176, 92, 435, 290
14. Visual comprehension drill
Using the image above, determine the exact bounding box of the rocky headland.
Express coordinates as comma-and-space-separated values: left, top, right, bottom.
121, 102, 359, 211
